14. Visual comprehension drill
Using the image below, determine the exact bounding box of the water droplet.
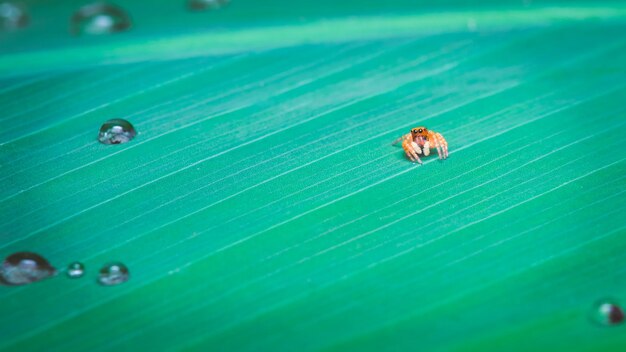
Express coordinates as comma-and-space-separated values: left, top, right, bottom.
188, 0, 230, 11
67, 262, 85, 278
0, 2, 28, 30
0, 252, 56, 286
98, 119, 136, 144
591, 300, 625, 326
71, 3, 131, 35
98, 262, 129, 286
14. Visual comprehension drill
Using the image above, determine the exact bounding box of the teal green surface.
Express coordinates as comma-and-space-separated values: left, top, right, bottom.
1, 0, 626, 351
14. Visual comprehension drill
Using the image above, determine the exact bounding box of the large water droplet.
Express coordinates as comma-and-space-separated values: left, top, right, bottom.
188, 0, 230, 11
98, 118, 136, 144
71, 3, 131, 35
67, 262, 85, 278
0, 2, 28, 30
98, 262, 129, 286
591, 300, 625, 326
0, 252, 56, 285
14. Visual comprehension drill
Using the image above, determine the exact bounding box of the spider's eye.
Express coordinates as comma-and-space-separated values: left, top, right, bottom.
418, 129, 423, 133
412, 129, 418, 133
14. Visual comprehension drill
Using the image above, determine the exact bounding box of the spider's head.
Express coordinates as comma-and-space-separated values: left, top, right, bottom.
410, 127, 428, 139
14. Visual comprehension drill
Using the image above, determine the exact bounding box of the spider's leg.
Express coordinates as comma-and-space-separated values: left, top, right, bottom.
402, 138, 422, 164
436, 132, 448, 158
430, 132, 443, 159
391, 135, 404, 146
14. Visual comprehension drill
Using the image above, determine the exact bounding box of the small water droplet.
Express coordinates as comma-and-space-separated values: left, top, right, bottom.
0, 2, 28, 30
98, 118, 136, 144
98, 262, 129, 286
591, 300, 625, 326
188, 0, 229, 11
67, 262, 85, 278
71, 3, 131, 35
0, 252, 56, 285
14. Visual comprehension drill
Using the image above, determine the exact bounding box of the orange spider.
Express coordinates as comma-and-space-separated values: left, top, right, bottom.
392, 126, 448, 164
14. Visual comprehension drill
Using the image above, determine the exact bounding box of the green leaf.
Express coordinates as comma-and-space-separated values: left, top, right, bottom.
1, 1, 626, 351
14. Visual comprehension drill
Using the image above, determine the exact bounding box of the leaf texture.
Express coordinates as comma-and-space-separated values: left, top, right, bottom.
1, 1, 626, 351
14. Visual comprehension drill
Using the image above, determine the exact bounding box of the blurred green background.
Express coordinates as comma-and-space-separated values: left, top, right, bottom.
1, 0, 626, 351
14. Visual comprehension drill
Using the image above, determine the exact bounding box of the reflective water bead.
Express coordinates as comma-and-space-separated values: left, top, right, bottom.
98, 262, 129, 286
71, 3, 131, 35
0, 2, 28, 30
98, 118, 136, 144
188, 0, 229, 11
67, 262, 85, 278
0, 252, 56, 285
591, 300, 625, 326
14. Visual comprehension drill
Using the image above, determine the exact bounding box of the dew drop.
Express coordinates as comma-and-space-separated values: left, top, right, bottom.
98, 262, 129, 286
591, 300, 625, 326
98, 118, 136, 144
67, 262, 85, 278
188, 0, 230, 11
0, 2, 28, 30
71, 3, 131, 35
0, 252, 56, 286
